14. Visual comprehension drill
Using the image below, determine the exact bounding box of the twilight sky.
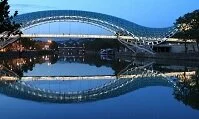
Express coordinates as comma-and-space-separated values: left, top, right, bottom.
8, 0, 199, 35
9, 0, 199, 27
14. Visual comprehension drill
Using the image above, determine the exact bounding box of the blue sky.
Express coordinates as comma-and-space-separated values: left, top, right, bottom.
8, 0, 199, 34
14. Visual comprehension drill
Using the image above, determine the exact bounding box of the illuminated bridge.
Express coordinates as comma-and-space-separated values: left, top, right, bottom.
0, 10, 178, 53
0, 64, 179, 103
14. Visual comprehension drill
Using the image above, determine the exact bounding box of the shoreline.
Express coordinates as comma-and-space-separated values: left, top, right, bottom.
1, 50, 199, 61
0, 50, 55, 59
115, 52, 199, 61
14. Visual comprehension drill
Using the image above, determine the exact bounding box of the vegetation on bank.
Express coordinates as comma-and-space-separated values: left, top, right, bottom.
173, 10, 199, 52
0, 0, 21, 35
175, 71, 199, 110
3, 38, 58, 52
83, 39, 121, 52
173, 10, 199, 108
57, 38, 122, 52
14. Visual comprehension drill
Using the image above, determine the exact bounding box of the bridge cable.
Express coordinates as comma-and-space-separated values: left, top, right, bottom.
58, 22, 61, 34
48, 22, 51, 34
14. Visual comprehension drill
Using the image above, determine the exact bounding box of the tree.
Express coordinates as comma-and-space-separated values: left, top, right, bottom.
49, 41, 58, 50
20, 38, 36, 50
174, 71, 199, 110
174, 10, 199, 53
0, 0, 21, 35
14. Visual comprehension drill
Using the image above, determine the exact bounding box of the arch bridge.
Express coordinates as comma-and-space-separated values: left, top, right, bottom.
0, 10, 178, 53
0, 63, 179, 103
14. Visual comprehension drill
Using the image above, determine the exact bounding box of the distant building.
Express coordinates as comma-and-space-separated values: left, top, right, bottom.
153, 38, 198, 53
43, 44, 50, 50
58, 46, 85, 56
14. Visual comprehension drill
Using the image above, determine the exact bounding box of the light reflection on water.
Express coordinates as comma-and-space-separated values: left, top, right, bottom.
23, 62, 115, 76
23, 79, 113, 92
0, 54, 199, 119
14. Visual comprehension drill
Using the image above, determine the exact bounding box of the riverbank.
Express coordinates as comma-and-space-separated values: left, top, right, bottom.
0, 50, 55, 59
1, 50, 199, 61
116, 52, 199, 61
144, 52, 199, 61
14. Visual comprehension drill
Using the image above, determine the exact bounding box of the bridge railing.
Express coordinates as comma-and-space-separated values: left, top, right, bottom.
0, 31, 20, 49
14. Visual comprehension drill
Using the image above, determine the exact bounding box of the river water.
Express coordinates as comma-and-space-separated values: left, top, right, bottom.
0, 53, 199, 119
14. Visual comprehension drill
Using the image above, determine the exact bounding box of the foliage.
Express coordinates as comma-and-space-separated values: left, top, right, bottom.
174, 70, 199, 110
174, 10, 199, 52
84, 39, 121, 51
174, 10, 199, 39
49, 41, 58, 50
0, 0, 21, 34
20, 38, 36, 49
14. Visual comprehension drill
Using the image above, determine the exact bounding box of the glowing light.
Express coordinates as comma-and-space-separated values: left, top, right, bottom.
48, 62, 51, 66
48, 40, 52, 43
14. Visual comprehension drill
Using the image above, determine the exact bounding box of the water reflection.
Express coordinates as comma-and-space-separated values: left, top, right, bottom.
0, 63, 175, 103
0, 53, 199, 110
0, 54, 129, 76
174, 71, 199, 110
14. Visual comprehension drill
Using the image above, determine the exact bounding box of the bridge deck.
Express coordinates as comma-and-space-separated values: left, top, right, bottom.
0, 34, 136, 40
0, 71, 195, 81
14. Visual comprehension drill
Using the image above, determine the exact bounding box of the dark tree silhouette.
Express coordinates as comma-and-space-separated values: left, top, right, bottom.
174, 73, 199, 110
174, 10, 199, 52
0, 0, 21, 35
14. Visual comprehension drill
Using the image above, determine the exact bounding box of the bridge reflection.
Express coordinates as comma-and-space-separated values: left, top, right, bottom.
0, 55, 199, 110
0, 62, 178, 103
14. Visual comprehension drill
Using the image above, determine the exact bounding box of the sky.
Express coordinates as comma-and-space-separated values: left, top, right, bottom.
8, 0, 199, 34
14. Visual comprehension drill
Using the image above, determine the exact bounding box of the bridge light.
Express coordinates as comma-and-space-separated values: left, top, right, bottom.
48, 40, 52, 43
48, 62, 51, 66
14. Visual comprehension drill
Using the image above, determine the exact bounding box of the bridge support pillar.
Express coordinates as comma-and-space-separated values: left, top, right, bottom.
117, 38, 155, 56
